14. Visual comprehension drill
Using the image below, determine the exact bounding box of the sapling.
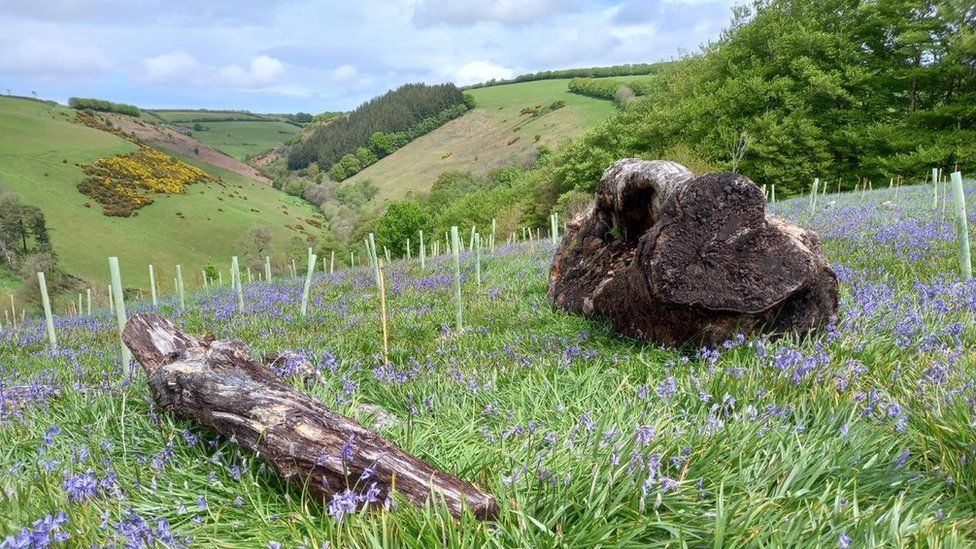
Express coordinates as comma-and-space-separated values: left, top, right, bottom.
247, 268, 252, 283
175, 265, 185, 310
420, 230, 426, 269
149, 265, 158, 306
491, 218, 497, 253
949, 171, 971, 281
108, 257, 131, 366
37, 272, 56, 348
932, 168, 939, 209
300, 253, 317, 318
232, 256, 244, 312
406, 238, 411, 261
330, 250, 335, 274
810, 178, 819, 214
377, 259, 389, 363
218, 271, 223, 286
474, 232, 481, 289
451, 226, 463, 332
86, 288, 91, 316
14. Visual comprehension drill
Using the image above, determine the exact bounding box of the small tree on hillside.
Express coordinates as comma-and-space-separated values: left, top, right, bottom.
375, 201, 432, 258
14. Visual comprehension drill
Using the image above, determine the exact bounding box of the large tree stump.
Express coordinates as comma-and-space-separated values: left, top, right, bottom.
122, 314, 497, 520
549, 159, 839, 347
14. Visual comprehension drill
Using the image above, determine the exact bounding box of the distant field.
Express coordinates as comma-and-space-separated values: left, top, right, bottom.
149, 110, 270, 122
0, 97, 322, 294
345, 78, 618, 207
188, 120, 301, 160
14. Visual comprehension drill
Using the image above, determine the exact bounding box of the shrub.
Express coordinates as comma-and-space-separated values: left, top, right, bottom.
77, 147, 215, 217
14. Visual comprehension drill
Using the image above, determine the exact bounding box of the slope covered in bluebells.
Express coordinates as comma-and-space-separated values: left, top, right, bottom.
2, 182, 976, 546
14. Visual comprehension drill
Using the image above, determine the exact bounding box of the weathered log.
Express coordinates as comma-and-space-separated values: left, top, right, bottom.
122, 314, 497, 520
550, 159, 838, 347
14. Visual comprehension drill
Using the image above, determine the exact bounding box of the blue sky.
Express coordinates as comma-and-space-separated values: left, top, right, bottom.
0, 0, 738, 113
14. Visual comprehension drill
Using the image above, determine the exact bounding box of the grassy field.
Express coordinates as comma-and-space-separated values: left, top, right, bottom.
345, 78, 618, 207
188, 121, 301, 161
0, 97, 322, 294
1, 182, 974, 546
148, 111, 270, 123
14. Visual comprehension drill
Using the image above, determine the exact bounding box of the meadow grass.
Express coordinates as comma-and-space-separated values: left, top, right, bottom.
182, 121, 300, 161
1, 183, 975, 547
0, 97, 322, 296
147, 111, 270, 123
345, 79, 618, 208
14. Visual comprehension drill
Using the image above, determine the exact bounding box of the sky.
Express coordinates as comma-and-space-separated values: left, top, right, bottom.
0, 0, 738, 113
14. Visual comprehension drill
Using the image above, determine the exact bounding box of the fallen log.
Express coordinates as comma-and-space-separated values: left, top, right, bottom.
122, 313, 497, 520
549, 159, 839, 347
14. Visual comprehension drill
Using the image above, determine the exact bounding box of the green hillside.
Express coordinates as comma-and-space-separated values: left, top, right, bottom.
0, 96, 322, 291
149, 110, 269, 122
187, 120, 301, 161
344, 78, 618, 206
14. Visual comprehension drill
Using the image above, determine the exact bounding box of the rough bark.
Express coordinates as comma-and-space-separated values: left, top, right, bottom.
549, 159, 838, 347
122, 314, 497, 520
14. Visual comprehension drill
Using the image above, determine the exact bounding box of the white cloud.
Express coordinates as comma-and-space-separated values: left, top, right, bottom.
413, 0, 581, 27
216, 55, 285, 88
331, 64, 359, 83
142, 52, 286, 90
0, 38, 113, 78
451, 60, 515, 85
143, 51, 200, 82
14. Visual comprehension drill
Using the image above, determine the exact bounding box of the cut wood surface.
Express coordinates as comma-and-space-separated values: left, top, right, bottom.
549, 159, 839, 347
122, 313, 498, 520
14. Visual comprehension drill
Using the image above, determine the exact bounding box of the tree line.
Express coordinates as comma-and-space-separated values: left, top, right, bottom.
567, 77, 664, 107
68, 97, 141, 117
286, 83, 471, 173
462, 62, 672, 89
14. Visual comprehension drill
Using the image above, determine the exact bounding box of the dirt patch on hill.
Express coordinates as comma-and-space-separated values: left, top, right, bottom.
95, 113, 272, 184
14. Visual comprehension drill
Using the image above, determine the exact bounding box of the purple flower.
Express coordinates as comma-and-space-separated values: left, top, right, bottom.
839, 532, 852, 548
636, 425, 657, 445
340, 436, 357, 462
656, 377, 677, 400
1, 511, 69, 548
328, 489, 358, 522
63, 471, 99, 502
196, 496, 208, 511
660, 477, 679, 492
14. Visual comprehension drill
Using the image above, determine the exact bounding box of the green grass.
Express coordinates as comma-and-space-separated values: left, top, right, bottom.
345, 79, 618, 207
187, 120, 301, 161
1, 182, 974, 546
0, 96, 322, 293
149, 110, 270, 123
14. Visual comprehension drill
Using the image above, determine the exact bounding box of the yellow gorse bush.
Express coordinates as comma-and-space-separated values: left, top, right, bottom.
78, 146, 215, 217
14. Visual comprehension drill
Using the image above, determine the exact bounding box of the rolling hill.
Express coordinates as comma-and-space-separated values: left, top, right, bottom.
146, 110, 303, 161
343, 78, 619, 206
0, 96, 323, 293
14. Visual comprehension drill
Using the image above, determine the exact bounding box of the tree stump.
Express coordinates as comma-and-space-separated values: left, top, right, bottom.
549, 159, 839, 347
122, 314, 498, 520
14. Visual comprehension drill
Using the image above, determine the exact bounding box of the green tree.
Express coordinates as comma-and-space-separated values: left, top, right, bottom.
375, 201, 432, 258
